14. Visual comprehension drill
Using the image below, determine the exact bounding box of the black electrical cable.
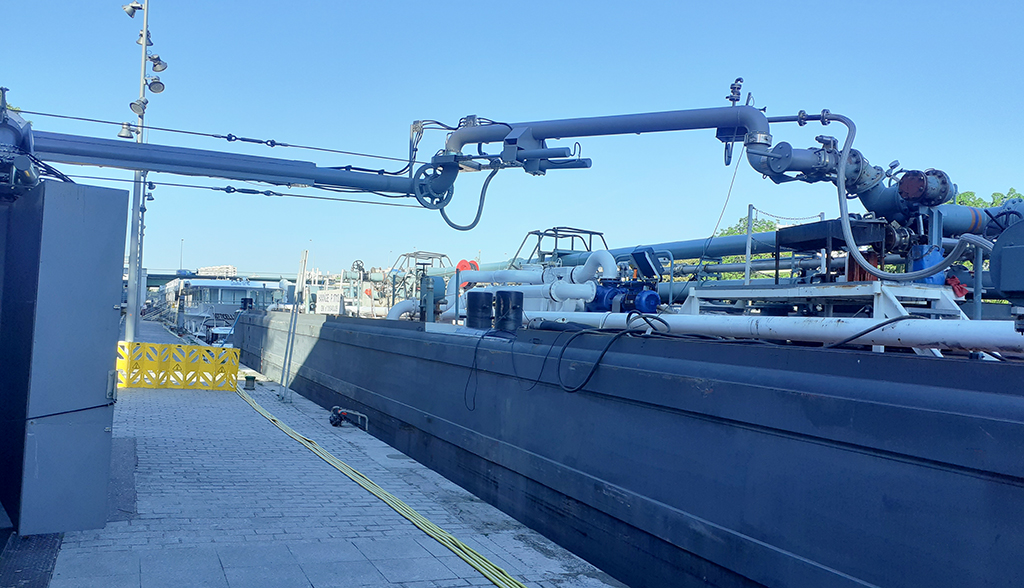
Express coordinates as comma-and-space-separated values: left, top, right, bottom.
823, 315, 926, 349
17, 109, 426, 166
64, 174, 421, 209
509, 329, 575, 391
625, 311, 671, 332
27, 153, 74, 183
311, 184, 411, 200
556, 329, 641, 393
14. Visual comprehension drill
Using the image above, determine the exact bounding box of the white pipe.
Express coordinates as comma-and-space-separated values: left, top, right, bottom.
493, 270, 545, 284
570, 250, 617, 284
445, 269, 545, 295
469, 282, 596, 302
386, 299, 419, 320
522, 312, 1024, 353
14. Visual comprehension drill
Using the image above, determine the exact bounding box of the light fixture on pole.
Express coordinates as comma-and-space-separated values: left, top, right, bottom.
148, 54, 167, 72
122, 1, 143, 17
117, 122, 138, 139
146, 76, 165, 93
130, 97, 148, 115
136, 30, 152, 45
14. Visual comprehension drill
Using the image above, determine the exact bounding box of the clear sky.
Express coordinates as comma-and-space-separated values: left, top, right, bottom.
5, 0, 1021, 275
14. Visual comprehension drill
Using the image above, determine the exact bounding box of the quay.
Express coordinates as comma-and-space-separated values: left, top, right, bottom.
1, 321, 622, 588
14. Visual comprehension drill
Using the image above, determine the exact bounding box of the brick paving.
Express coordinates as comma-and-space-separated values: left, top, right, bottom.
50, 321, 623, 588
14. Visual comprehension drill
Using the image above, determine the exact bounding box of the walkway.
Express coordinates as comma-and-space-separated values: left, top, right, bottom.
49, 321, 623, 588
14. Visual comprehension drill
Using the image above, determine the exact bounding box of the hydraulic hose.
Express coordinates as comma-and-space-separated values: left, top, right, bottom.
440, 167, 499, 231
829, 113, 993, 281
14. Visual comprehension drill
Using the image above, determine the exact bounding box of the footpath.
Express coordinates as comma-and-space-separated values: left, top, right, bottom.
47, 320, 623, 588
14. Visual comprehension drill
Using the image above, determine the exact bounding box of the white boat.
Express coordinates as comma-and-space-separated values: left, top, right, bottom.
159, 277, 285, 341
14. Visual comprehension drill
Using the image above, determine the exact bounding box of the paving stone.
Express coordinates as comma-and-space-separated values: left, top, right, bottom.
51, 550, 139, 579
49, 573, 141, 588
217, 543, 298, 568
224, 564, 312, 588
301, 559, 387, 587
288, 540, 367, 564
353, 537, 434, 560
141, 565, 229, 588
371, 556, 458, 583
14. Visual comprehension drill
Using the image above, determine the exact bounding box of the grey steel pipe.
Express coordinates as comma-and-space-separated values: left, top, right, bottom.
32, 131, 416, 194
444, 106, 775, 175
556, 233, 779, 267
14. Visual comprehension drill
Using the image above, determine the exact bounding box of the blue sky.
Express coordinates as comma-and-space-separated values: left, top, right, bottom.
5, 1, 1021, 274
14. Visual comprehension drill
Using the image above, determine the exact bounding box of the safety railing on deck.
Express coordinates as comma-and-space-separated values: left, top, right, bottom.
116, 342, 239, 390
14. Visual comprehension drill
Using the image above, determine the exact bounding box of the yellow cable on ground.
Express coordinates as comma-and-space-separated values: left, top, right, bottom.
235, 388, 528, 588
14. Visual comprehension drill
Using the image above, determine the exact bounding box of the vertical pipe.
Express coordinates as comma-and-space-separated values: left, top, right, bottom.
281, 250, 307, 403
125, 175, 142, 342
744, 204, 754, 285
454, 269, 461, 324
973, 245, 984, 320
137, 185, 149, 315
819, 212, 827, 275
125, 0, 151, 342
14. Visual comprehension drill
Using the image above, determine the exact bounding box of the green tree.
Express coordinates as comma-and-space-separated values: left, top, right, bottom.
716, 217, 778, 237
957, 188, 1020, 208
672, 217, 780, 281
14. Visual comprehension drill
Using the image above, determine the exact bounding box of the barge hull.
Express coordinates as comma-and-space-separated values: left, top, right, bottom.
236, 312, 1024, 588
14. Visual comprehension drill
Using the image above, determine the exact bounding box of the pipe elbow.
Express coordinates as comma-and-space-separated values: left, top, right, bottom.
570, 250, 618, 283
386, 299, 419, 320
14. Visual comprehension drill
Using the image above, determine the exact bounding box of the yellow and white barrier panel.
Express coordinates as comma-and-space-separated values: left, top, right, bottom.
116, 342, 240, 390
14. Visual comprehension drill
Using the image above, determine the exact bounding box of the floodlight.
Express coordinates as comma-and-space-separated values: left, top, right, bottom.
122, 2, 143, 17
118, 123, 136, 138
137, 30, 152, 46
147, 76, 165, 93
130, 97, 148, 115
148, 54, 167, 72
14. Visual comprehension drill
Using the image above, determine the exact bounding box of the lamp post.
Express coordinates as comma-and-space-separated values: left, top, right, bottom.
121, 0, 167, 342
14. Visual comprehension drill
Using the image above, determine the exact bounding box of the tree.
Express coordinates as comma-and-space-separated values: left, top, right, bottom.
672, 216, 780, 281
716, 216, 778, 237
957, 188, 1020, 208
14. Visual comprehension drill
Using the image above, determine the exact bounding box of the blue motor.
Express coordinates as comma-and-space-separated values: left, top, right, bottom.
587, 283, 660, 313
909, 245, 946, 285
634, 290, 660, 313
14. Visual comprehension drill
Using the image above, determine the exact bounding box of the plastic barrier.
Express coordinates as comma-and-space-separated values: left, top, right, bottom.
116, 342, 239, 390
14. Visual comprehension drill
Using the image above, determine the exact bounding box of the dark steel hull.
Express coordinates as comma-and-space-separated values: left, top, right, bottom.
235, 312, 1024, 588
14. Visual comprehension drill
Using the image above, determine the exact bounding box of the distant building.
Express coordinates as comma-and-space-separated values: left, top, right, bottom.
198, 264, 237, 277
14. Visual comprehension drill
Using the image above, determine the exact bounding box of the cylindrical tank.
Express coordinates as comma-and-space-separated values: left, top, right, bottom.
465, 291, 494, 330
494, 290, 524, 333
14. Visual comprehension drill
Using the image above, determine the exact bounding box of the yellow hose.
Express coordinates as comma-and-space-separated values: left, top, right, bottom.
235, 388, 528, 588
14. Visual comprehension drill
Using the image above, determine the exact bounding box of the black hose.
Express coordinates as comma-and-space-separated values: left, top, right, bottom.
823, 315, 926, 349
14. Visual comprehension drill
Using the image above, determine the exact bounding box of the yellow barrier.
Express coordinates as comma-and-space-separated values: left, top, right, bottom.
116, 342, 240, 390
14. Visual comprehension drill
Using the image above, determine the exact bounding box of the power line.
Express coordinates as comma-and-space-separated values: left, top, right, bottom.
66, 174, 423, 209
19, 108, 427, 166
